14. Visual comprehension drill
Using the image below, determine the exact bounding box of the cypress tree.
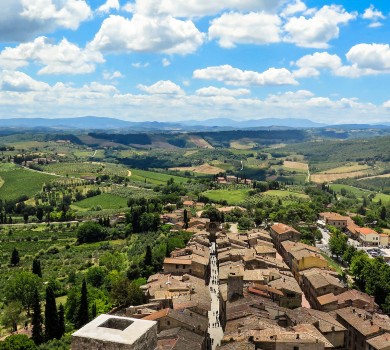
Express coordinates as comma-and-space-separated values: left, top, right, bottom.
76, 279, 89, 328
183, 209, 189, 229
10, 248, 20, 266
32, 259, 42, 278
144, 245, 152, 266
58, 304, 65, 339
381, 206, 387, 220
44, 286, 59, 340
31, 288, 44, 345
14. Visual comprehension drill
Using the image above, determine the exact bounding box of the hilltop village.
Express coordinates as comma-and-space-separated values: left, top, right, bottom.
72, 204, 390, 350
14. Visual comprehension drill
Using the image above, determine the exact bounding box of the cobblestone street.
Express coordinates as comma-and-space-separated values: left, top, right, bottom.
208, 242, 224, 349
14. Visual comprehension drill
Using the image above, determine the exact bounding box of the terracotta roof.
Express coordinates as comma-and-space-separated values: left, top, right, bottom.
336, 307, 390, 336
290, 249, 324, 262
250, 284, 284, 296
191, 255, 209, 266
286, 307, 346, 333
346, 223, 360, 234
142, 308, 170, 320
317, 293, 337, 305
281, 240, 319, 254
243, 270, 264, 282
319, 212, 350, 221
268, 276, 302, 294
255, 245, 277, 254
303, 269, 344, 290
336, 289, 376, 307
271, 223, 300, 235
164, 258, 192, 265
366, 332, 390, 350
356, 227, 378, 235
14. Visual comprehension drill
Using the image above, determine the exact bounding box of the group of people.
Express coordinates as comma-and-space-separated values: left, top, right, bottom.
209, 243, 221, 330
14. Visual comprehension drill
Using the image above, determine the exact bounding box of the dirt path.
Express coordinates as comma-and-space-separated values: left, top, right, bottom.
20, 165, 65, 177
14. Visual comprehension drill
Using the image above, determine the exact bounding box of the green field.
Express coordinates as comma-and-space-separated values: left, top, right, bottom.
202, 189, 250, 205
71, 193, 128, 210
330, 184, 372, 197
373, 193, 390, 203
263, 190, 309, 199
0, 164, 56, 200
330, 184, 390, 203
42, 162, 129, 177
130, 169, 188, 185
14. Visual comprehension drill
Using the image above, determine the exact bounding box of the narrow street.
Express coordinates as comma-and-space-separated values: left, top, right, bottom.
208, 242, 223, 349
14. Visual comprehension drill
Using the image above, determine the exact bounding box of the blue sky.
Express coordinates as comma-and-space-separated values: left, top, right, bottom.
0, 0, 390, 124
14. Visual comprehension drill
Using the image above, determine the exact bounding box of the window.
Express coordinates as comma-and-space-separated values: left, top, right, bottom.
167, 320, 170, 326
293, 347, 299, 350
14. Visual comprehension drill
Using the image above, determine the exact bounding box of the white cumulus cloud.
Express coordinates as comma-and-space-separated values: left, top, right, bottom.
0, 0, 92, 42
0, 37, 104, 74
88, 14, 205, 55
196, 87, 250, 97
346, 43, 390, 71
295, 52, 342, 70
209, 12, 281, 48
193, 65, 298, 86
137, 80, 184, 94
362, 5, 385, 27
125, 0, 285, 18
281, 0, 307, 17
103, 71, 123, 80
0, 70, 50, 92
284, 5, 356, 48
97, 0, 120, 14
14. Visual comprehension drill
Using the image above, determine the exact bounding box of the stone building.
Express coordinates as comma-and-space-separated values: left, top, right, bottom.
286, 307, 346, 348
300, 269, 347, 309
270, 223, 301, 251
71, 314, 157, 350
335, 307, 390, 350
319, 212, 351, 228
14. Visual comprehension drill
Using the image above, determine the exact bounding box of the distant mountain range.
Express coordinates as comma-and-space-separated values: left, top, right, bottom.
0, 116, 389, 131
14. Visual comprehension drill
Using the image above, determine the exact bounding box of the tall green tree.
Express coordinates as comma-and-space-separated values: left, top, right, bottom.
76, 280, 89, 328
5, 272, 42, 315
58, 304, 65, 339
380, 206, 387, 220
77, 222, 107, 243
31, 288, 44, 345
144, 245, 153, 267
32, 259, 42, 278
0, 301, 24, 333
329, 230, 348, 260
183, 209, 189, 229
10, 248, 20, 266
45, 286, 59, 340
